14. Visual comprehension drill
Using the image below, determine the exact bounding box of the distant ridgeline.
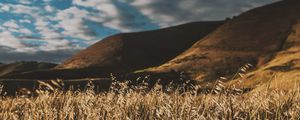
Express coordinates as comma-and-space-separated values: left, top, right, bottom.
0, 61, 57, 77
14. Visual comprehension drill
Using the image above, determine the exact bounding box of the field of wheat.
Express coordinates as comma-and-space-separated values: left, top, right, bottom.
0, 81, 299, 120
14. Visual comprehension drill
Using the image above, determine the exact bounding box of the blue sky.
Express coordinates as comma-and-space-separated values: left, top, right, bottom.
0, 0, 278, 63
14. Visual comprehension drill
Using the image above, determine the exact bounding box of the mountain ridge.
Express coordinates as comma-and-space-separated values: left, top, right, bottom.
146, 0, 300, 86
0, 61, 57, 77
56, 21, 225, 73
1, 21, 225, 80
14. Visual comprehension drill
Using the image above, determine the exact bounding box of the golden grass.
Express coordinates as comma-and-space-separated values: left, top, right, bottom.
0, 82, 299, 120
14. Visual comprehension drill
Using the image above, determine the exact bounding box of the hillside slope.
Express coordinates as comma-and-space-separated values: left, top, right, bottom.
0, 61, 56, 77
2, 21, 224, 79
147, 0, 300, 86
229, 19, 300, 91
56, 21, 224, 73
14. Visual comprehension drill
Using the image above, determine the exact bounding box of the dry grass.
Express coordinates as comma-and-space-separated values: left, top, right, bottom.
0, 81, 299, 120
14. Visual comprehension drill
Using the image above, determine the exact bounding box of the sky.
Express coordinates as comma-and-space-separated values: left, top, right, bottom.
0, 0, 279, 63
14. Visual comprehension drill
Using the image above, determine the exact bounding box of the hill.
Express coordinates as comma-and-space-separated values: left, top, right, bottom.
145, 0, 300, 88
2, 21, 224, 80
56, 21, 224, 73
229, 17, 300, 91
0, 61, 57, 77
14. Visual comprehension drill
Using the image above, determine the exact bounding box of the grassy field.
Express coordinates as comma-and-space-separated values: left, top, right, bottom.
0, 82, 299, 120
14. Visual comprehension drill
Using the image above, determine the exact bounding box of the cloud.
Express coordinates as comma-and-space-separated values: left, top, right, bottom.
18, 28, 32, 34
72, 0, 158, 32
18, 0, 31, 5
54, 6, 95, 40
73, 0, 130, 31
0, 3, 10, 12
9, 4, 39, 14
3, 20, 20, 29
130, 0, 280, 27
44, 5, 54, 12
0, 3, 86, 53
0, 31, 24, 49
19, 19, 32, 24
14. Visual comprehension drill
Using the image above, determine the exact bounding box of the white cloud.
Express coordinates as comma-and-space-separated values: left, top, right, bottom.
40, 39, 71, 51
44, 5, 54, 12
130, 0, 279, 27
19, 19, 32, 24
96, 3, 119, 17
3, 20, 20, 29
19, 28, 33, 34
19, 0, 31, 5
2, 20, 32, 35
54, 6, 94, 40
0, 31, 25, 50
9, 4, 38, 14
43, 0, 51, 3
1, 4, 76, 52
72, 0, 137, 32
72, 0, 108, 7
34, 17, 61, 39
0, 4, 10, 12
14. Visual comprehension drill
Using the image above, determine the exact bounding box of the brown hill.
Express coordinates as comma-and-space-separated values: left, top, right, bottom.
229, 18, 300, 91
56, 21, 224, 73
2, 21, 224, 80
0, 61, 56, 77
146, 0, 300, 87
